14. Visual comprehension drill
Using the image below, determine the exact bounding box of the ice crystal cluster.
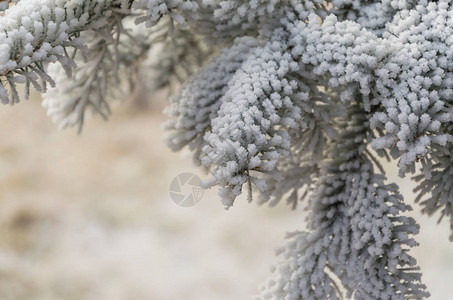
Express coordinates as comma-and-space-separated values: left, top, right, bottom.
2, 0, 453, 298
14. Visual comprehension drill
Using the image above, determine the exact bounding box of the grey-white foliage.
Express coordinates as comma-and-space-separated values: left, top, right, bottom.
42, 10, 140, 131
260, 105, 427, 300
323, 0, 417, 35
164, 36, 259, 163
3, 0, 453, 299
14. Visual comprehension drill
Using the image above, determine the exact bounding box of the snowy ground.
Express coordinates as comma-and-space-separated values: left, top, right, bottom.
0, 95, 451, 299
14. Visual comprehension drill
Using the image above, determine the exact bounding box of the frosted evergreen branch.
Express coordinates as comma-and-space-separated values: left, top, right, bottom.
0, 0, 198, 105
42, 18, 154, 131
0, 0, 139, 104
200, 27, 318, 208
259, 104, 429, 300
284, 1, 453, 177
164, 36, 259, 163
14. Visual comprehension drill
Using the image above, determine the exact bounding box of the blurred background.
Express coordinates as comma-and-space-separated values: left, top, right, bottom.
0, 92, 452, 300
